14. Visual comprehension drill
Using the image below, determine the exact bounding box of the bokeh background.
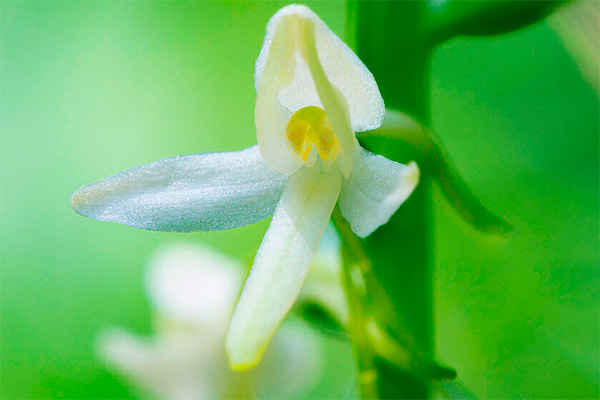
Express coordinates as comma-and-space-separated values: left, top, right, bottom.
1, 1, 598, 399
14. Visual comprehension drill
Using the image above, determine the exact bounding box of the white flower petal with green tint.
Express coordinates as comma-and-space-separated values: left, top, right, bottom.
255, 4, 385, 133
146, 243, 243, 327
339, 148, 420, 237
71, 146, 286, 232
226, 163, 342, 370
255, 13, 302, 174
298, 16, 357, 177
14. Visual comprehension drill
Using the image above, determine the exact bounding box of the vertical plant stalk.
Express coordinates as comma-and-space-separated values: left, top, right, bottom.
348, 1, 434, 398
333, 207, 378, 399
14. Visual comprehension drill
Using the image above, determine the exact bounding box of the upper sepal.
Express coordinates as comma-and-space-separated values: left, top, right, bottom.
255, 4, 385, 133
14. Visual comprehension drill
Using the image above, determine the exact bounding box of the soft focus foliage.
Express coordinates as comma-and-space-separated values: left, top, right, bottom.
1, 1, 597, 399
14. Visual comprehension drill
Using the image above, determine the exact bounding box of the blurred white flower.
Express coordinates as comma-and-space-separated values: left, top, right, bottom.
98, 243, 322, 400
73, 4, 418, 369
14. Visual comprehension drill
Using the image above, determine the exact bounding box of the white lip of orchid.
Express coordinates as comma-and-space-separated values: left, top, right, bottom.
71, 3, 419, 373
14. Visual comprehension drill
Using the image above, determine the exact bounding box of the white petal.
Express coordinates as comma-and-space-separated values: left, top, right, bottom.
97, 329, 220, 400
298, 17, 358, 177
71, 146, 286, 232
339, 148, 420, 237
146, 243, 243, 327
255, 13, 302, 174
226, 163, 342, 370
255, 4, 385, 133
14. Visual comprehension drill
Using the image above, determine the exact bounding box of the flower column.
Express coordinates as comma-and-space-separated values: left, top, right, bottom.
352, 2, 433, 399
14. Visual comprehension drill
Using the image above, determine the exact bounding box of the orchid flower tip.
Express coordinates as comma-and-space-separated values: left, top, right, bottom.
70, 187, 87, 215
227, 355, 260, 373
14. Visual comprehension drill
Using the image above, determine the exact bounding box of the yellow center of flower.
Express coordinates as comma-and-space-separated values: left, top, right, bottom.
285, 106, 341, 162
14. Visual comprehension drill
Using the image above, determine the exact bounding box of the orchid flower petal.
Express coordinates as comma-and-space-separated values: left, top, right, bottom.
255, 4, 385, 133
71, 146, 286, 232
97, 329, 217, 400
226, 163, 342, 370
146, 243, 243, 327
339, 148, 420, 237
255, 14, 302, 175
298, 16, 357, 177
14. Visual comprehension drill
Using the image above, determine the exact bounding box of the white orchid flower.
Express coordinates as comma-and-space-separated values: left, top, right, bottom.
72, 4, 419, 370
98, 243, 321, 400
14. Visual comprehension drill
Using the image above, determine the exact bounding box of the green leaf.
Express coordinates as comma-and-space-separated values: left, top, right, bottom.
362, 110, 513, 237
428, 0, 567, 43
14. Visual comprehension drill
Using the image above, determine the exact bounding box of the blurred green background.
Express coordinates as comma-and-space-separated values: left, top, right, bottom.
1, 1, 597, 399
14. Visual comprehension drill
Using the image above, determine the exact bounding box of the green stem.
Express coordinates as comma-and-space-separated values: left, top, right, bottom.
333, 206, 378, 399
350, 1, 434, 398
